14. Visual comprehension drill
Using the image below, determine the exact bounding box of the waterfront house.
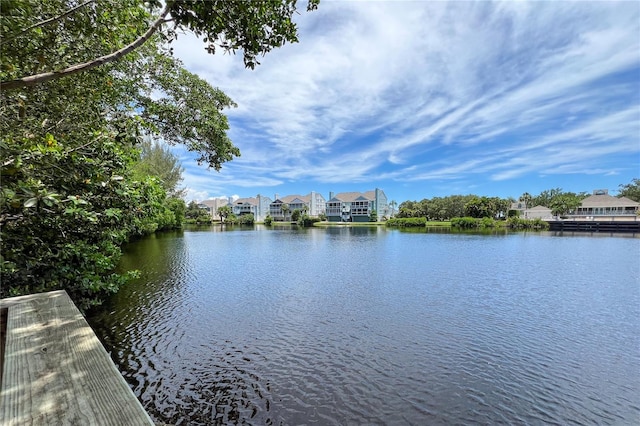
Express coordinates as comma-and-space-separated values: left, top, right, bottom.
326, 189, 388, 222
524, 205, 553, 219
510, 202, 553, 219
232, 194, 272, 222
201, 197, 232, 219
269, 192, 326, 221
573, 189, 639, 219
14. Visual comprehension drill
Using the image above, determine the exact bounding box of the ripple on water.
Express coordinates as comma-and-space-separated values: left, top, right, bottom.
86, 229, 640, 425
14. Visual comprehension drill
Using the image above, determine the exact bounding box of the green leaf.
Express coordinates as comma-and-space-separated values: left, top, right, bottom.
24, 197, 38, 208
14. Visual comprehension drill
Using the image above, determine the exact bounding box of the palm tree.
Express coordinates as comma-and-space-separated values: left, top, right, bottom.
217, 205, 232, 222
281, 203, 290, 222
389, 200, 398, 217
519, 192, 532, 210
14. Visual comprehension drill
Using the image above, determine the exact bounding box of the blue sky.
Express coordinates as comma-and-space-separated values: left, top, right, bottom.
170, 0, 640, 204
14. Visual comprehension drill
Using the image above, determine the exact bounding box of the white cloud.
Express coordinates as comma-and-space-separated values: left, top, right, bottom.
184, 188, 210, 203
170, 0, 640, 199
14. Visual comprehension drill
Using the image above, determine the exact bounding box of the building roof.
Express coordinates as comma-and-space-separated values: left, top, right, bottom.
527, 205, 552, 212
329, 191, 377, 202
233, 197, 258, 206
280, 194, 310, 204
201, 198, 229, 208
271, 193, 326, 205
580, 194, 639, 208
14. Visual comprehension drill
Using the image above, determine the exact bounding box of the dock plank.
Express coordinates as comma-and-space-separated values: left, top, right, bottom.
0, 291, 154, 425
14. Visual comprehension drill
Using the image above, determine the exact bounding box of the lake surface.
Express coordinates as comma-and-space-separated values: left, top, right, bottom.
87, 226, 640, 425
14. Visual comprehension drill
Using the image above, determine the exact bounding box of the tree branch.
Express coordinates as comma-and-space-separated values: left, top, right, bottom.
1, 0, 97, 46
0, 4, 171, 91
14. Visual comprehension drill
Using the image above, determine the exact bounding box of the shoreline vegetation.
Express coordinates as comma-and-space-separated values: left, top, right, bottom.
383, 217, 549, 230
0, 1, 320, 309
185, 217, 548, 230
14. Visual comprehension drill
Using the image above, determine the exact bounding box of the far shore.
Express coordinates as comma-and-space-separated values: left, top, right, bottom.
311, 221, 452, 227
202, 220, 455, 227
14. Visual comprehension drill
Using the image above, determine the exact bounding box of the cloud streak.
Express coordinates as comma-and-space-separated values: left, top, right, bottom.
172, 1, 640, 201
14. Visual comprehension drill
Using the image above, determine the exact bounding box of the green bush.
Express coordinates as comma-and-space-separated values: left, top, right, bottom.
226, 213, 254, 225
386, 217, 427, 227
506, 217, 549, 230
450, 217, 497, 228
507, 217, 526, 229
450, 217, 478, 228
240, 214, 255, 225
480, 217, 497, 228
0, 133, 174, 309
300, 215, 320, 227
532, 218, 549, 229
264, 215, 273, 226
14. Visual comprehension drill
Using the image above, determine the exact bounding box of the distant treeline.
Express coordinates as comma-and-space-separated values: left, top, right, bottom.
396, 181, 639, 221
397, 195, 505, 220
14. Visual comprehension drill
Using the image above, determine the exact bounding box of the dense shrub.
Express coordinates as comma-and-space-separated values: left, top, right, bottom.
532, 218, 550, 229
450, 217, 477, 228
507, 209, 520, 218
300, 215, 321, 227
451, 217, 497, 228
480, 217, 497, 228
0, 134, 175, 309
386, 217, 427, 227
226, 213, 254, 225
507, 217, 549, 230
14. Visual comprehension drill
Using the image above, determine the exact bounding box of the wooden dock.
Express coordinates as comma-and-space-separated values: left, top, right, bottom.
0, 290, 154, 425
547, 220, 640, 233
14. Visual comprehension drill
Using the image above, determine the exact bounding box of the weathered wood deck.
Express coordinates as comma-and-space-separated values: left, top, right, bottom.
0, 290, 154, 425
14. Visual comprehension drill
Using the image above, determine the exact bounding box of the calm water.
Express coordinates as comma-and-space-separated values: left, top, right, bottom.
87, 226, 640, 425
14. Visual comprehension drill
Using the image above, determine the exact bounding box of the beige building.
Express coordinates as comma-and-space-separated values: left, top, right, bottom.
512, 189, 639, 221
509, 202, 552, 219
201, 197, 232, 219
232, 195, 272, 221
524, 205, 553, 219
269, 192, 326, 221
573, 189, 639, 219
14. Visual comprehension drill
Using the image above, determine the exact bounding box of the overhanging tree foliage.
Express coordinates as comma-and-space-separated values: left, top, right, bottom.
0, 0, 319, 90
1, 0, 319, 307
137, 55, 239, 170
